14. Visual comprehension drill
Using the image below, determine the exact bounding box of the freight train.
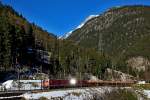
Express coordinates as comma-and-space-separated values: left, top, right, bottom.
42, 78, 135, 89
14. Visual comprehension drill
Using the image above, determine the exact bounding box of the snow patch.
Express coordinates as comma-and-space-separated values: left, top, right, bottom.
143, 90, 150, 98
2, 80, 13, 89
76, 15, 99, 29
1, 80, 42, 91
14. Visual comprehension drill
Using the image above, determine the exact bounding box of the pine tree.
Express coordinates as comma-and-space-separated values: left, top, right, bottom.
0, 15, 12, 70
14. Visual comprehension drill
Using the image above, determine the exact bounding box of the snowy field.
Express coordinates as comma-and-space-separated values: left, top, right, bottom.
22, 87, 115, 100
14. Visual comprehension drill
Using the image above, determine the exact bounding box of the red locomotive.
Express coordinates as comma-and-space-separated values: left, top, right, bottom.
42, 78, 89, 88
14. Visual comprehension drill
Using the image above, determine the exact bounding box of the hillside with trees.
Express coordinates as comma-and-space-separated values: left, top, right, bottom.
0, 2, 56, 71
68, 5, 150, 80
0, 2, 112, 80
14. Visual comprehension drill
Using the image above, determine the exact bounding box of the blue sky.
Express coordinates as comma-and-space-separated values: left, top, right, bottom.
2, 0, 150, 36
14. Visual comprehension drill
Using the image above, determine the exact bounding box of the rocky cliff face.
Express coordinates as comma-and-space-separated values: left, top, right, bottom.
127, 56, 150, 80
104, 68, 134, 81
127, 56, 150, 72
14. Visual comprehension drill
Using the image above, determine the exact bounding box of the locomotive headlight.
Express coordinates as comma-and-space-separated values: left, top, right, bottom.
70, 78, 76, 85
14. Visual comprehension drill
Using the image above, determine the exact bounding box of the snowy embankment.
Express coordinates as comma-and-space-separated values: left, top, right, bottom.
22, 87, 115, 100
134, 83, 150, 99
1, 80, 42, 91
143, 90, 150, 98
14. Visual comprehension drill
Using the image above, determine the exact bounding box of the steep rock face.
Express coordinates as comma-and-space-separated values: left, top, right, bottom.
68, 6, 150, 58
127, 56, 150, 72
127, 56, 150, 80
104, 68, 134, 81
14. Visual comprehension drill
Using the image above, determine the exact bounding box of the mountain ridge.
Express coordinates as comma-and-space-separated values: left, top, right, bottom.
67, 5, 150, 57
62, 5, 150, 39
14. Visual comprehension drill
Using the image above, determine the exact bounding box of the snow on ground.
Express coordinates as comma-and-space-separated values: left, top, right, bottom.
2, 80, 13, 89
1, 80, 42, 91
143, 90, 150, 98
22, 87, 115, 100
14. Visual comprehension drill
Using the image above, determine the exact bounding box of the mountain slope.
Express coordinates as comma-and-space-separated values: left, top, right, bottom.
68, 5, 150, 59
67, 5, 150, 79
0, 3, 112, 78
0, 3, 56, 70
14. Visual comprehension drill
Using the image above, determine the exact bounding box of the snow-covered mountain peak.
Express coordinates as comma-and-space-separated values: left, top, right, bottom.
60, 14, 99, 39
76, 15, 99, 29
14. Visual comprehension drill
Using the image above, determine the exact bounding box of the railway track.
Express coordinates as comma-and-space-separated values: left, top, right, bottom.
0, 92, 24, 100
